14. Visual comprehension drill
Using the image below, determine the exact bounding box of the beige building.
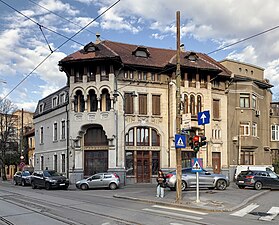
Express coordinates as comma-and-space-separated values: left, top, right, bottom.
220, 59, 273, 177
56, 37, 232, 183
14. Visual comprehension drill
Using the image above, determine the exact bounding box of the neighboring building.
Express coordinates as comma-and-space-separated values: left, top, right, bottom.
23, 128, 35, 167
220, 59, 273, 177
270, 102, 279, 165
33, 86, 69, 176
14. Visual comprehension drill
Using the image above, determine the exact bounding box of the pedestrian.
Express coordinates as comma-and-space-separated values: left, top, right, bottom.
156, 169, 166, 198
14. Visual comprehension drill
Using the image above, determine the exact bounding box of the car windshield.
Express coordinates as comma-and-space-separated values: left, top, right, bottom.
22, 171, 30, 176
44, 171, 60, 177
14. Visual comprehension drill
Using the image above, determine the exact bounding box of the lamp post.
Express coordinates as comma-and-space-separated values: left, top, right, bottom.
113, 90, 137, 170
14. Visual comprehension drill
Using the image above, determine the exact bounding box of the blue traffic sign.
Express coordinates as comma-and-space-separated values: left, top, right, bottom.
175, 134, 186, 148
191, 158, 203, 172
198, 110, 210, 125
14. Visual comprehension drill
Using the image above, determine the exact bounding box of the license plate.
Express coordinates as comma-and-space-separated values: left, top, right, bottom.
238, 181, 244, 183
60, 183, 65, 186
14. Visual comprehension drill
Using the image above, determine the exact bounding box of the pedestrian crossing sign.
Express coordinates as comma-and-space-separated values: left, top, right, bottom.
192, 158, 203, 172
175, 134, 186, 148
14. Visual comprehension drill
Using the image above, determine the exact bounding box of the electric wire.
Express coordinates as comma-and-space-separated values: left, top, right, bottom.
0, 0, 120, 102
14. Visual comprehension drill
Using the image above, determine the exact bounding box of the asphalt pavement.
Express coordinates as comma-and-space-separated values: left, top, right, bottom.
113, 183, 270, 212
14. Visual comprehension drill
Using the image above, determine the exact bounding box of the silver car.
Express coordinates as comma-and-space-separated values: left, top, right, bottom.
76, 173, 120, 190
166, 168, 230, 191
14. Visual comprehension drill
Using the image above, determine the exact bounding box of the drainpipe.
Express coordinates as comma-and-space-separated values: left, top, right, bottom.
66, 104, 69, 179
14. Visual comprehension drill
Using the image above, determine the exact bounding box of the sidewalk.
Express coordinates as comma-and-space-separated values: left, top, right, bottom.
113, 183, 269, 212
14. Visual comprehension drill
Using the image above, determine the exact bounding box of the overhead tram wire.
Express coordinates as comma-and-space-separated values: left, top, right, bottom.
0, 0, 84, 47
207, 24, 279, 55
0, 0, 120, 102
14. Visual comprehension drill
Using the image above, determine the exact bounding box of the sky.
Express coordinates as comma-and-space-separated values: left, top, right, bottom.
1, 0, 279, 112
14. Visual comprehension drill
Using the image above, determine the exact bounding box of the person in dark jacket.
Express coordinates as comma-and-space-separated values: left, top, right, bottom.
156, 169, 166, 198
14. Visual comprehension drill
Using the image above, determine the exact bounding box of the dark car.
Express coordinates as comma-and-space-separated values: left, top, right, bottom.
13, 170, 32, 186
236, 170, 279, 190
31, 170, 69, 190
166, 168, 229, 191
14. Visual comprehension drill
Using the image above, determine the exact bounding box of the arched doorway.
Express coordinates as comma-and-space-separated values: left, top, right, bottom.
83, 125, 108, 176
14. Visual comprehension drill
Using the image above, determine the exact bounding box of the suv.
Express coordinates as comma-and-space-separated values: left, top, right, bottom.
166, 168, 229, 191
236, 170, 279, 190
31, 170, 69, 190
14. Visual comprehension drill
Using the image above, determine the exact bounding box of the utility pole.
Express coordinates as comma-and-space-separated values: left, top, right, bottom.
175, 11, 182, 203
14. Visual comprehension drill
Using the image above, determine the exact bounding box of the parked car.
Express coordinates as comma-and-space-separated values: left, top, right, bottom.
31, 170, 69, 190
13, 170, 32, 186
76, 173, 120, 190
166, 168, 230, 191
234, 165, 274, 180
236, 170, 279, 190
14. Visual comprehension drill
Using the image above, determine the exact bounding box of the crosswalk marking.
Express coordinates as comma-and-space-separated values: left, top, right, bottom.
151, 205, 208, 215
230, 203, 259, 217
259, 207, 279, 221
142, 208, 203, 220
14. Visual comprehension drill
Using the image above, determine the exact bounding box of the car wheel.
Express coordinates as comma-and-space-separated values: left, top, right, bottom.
216, 179, 227, 190
81, 184, 88, 190
254, 181, 263, 190
238, 185, 245, 189
31, 182, 36, 189
21, 180, 26, 186
109, 183, 117, 190
45, 182, 51, 190
181, 181, 187, 191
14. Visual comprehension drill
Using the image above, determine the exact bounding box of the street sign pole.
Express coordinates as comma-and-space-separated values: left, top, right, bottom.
196, 172, 200, 203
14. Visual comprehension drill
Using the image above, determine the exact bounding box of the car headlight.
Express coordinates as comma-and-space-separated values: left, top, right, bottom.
48, 179, 57, 183
76, 181, 80, 184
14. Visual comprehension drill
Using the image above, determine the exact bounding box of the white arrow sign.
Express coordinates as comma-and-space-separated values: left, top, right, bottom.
200, 113, 206, 123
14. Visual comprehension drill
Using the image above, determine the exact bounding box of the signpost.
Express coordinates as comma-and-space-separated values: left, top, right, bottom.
192, 158, 203, 203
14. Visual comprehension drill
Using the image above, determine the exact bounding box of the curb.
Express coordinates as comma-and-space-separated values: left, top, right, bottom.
113, 189, 270, 212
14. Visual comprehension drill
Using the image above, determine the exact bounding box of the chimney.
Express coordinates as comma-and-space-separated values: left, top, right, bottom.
180, 43, 185, 52
95, 33, 101, 44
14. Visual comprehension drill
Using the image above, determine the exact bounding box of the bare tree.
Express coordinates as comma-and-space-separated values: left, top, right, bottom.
0, 98, 18, 181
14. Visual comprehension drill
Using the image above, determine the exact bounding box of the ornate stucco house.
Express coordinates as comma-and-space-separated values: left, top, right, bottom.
34, 36, 276, 184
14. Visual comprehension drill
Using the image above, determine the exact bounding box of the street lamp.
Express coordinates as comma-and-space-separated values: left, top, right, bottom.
113, 90, 137, 170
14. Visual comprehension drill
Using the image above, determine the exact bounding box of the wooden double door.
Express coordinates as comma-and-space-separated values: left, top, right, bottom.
136, 151, 151, 183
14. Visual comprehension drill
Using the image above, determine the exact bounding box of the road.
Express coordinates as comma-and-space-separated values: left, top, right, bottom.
0, 181, 279, 225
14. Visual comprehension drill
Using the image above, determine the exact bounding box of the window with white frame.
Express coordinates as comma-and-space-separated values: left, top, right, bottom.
61, 154, 66, 173
61, 120, 66, 140
252, 95, 256, 109
40, 127, 44, 144
240, 122, 250, 136
60, 93, 65, 104
240, 94, 250, 108
39, 103, 44, 113
54, 155, 57, 171
271, 124, 279, 141
53, 122, 58, 141
52, 96, 58, 108
252, 123, 257, 137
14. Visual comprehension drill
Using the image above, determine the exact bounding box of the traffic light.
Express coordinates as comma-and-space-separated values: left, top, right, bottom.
188, 136, 193, 149
200, 136, 207, 147
193, 135, 200, 153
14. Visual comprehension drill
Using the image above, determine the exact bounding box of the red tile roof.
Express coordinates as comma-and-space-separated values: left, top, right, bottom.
60, 40, 231, 76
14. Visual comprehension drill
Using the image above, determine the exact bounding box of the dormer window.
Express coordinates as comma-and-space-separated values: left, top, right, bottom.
39, 103, 44, 113
52, 96, 58, 108
132, 46, 150, 58
60, 92, 65, 104
185, 52, 198, 62
83, 42, 99, 53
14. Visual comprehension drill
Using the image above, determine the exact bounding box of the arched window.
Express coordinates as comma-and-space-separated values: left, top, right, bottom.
190, 95, 195, 115
88, 89, 97, 112
184, 95, 188, 114
151, 128, 160, 146
100, 89, 111, 111
126, 128, 134, 146
197, 95, 202, 113
74, 90, 85, 112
